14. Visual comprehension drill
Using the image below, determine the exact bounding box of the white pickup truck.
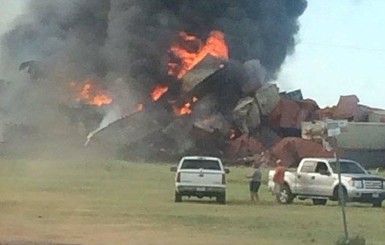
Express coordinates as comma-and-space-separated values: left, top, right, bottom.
170, 156, 230, 204
268, 158, 385, 207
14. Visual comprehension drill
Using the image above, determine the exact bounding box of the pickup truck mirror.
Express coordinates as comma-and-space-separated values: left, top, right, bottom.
170, 166, 177, 172
224, 168, 230, 174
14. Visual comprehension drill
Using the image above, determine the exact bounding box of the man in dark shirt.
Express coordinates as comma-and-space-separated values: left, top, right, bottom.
246, 163, 262, 203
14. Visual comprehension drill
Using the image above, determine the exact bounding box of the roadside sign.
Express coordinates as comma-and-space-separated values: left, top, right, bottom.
326, 121, 341, 137
336, 120, 348, 128
301, 120, 348, 139
336, 120, 349, 132
325, 120, 348, 137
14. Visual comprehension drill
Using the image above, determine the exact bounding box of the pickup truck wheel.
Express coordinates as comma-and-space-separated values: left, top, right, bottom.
372, 200, 382, 208
334, 187, 349, 206
216, 193, 226, 204
175, 192, 182, 202
276, 184, 294, 204
312, 198, 327, 205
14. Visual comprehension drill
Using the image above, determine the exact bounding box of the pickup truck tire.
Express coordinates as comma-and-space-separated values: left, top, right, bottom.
372, 200, 382, 208
312, 198, 327, 205
276, 184, 294, 204
216, 193, 226, 204
333, 186, 349, 206
174, 192, 182, 202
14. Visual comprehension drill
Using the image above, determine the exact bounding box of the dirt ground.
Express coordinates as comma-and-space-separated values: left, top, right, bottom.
0, 223, 256, 245
0, 242, 79, 245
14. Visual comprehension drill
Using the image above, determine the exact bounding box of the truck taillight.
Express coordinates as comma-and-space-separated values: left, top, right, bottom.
176, 172, 181, 183
222, 173, 226, 184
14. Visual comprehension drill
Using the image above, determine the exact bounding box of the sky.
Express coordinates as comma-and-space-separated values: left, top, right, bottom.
280, 0, 385, 109
0, 0, 25, 60
0, 0, 384, 109
0, 0, 24, 35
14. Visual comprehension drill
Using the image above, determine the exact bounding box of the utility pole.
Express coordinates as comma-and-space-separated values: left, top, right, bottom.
332, 137, 349, 240
305, 119, 349, 240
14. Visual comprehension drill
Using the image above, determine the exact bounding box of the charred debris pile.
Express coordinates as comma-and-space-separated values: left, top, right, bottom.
2, 1, 384, 165
83, 62, 385, 166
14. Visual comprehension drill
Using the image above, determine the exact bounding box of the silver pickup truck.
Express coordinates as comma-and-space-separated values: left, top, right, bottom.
268, 158, 385, 207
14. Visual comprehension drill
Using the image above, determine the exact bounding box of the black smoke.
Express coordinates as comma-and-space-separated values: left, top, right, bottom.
2, 0, 307, 93
0, 0, 307, 158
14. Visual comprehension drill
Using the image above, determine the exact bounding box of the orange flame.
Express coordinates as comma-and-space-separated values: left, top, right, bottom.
76, 81, 112, 106
168, 30, 229, 79
174, 102, 192, 116
173, 97, 199, 116
151, 85, 169, 101
148, 30, 228, 116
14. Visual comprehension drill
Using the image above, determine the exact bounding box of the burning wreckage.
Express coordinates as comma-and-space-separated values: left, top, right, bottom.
84, 31, 273, 161
3, 0, 385, 167
75, 31, 332, 165
12, 31, 384, 166
16, 29, 294, 163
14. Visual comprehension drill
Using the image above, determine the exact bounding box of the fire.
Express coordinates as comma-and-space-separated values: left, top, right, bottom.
168, 30, 229, 79
151, 84, 169, 101
173, 96, 199, 116
174, 102, 192, 116
148, 30, 228, 116
75, 81, 112, 106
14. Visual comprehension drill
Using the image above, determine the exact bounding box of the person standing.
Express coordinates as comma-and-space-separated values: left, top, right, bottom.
273, 159, 287, 198
246, 163, 262, 203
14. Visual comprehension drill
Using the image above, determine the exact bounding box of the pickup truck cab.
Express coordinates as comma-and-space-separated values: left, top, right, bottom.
268, 158, 385, 207
170, 156, 229, 204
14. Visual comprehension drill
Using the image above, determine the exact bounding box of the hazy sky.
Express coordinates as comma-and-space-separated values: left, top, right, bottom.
280, 0, 385, 109
1, 0, 384, 109
0, 0, 25, 60
0, 0, 24, 34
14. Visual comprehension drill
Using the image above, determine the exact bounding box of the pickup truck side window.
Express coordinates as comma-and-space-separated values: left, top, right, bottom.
329, 161, 366, 174
315, 162, 328, 173
181, 160, 221, 170
299, 161, 317, 173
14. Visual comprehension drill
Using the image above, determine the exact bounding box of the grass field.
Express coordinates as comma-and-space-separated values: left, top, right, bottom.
0, 157, 384, 245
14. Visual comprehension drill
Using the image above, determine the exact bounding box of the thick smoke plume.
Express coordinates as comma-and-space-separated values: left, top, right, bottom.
0, 0, 307, 158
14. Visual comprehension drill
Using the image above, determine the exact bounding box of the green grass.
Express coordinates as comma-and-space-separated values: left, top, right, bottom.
0, 158, 384, 245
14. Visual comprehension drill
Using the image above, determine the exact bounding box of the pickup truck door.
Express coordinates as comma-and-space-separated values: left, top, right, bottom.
295, 161, 317, 195
310, 161, 336, 196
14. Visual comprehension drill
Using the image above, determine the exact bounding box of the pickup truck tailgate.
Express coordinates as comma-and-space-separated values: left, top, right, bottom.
180, 169, 223, 186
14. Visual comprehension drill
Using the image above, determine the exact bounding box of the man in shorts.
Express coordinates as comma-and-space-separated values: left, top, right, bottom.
246, 163, 262, 203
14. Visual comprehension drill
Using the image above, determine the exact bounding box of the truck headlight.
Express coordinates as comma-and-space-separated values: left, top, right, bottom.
349, 179, 363, 189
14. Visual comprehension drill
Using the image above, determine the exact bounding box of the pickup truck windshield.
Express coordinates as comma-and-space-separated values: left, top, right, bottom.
329, 161, 366, 174
181, 159, 221, 170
